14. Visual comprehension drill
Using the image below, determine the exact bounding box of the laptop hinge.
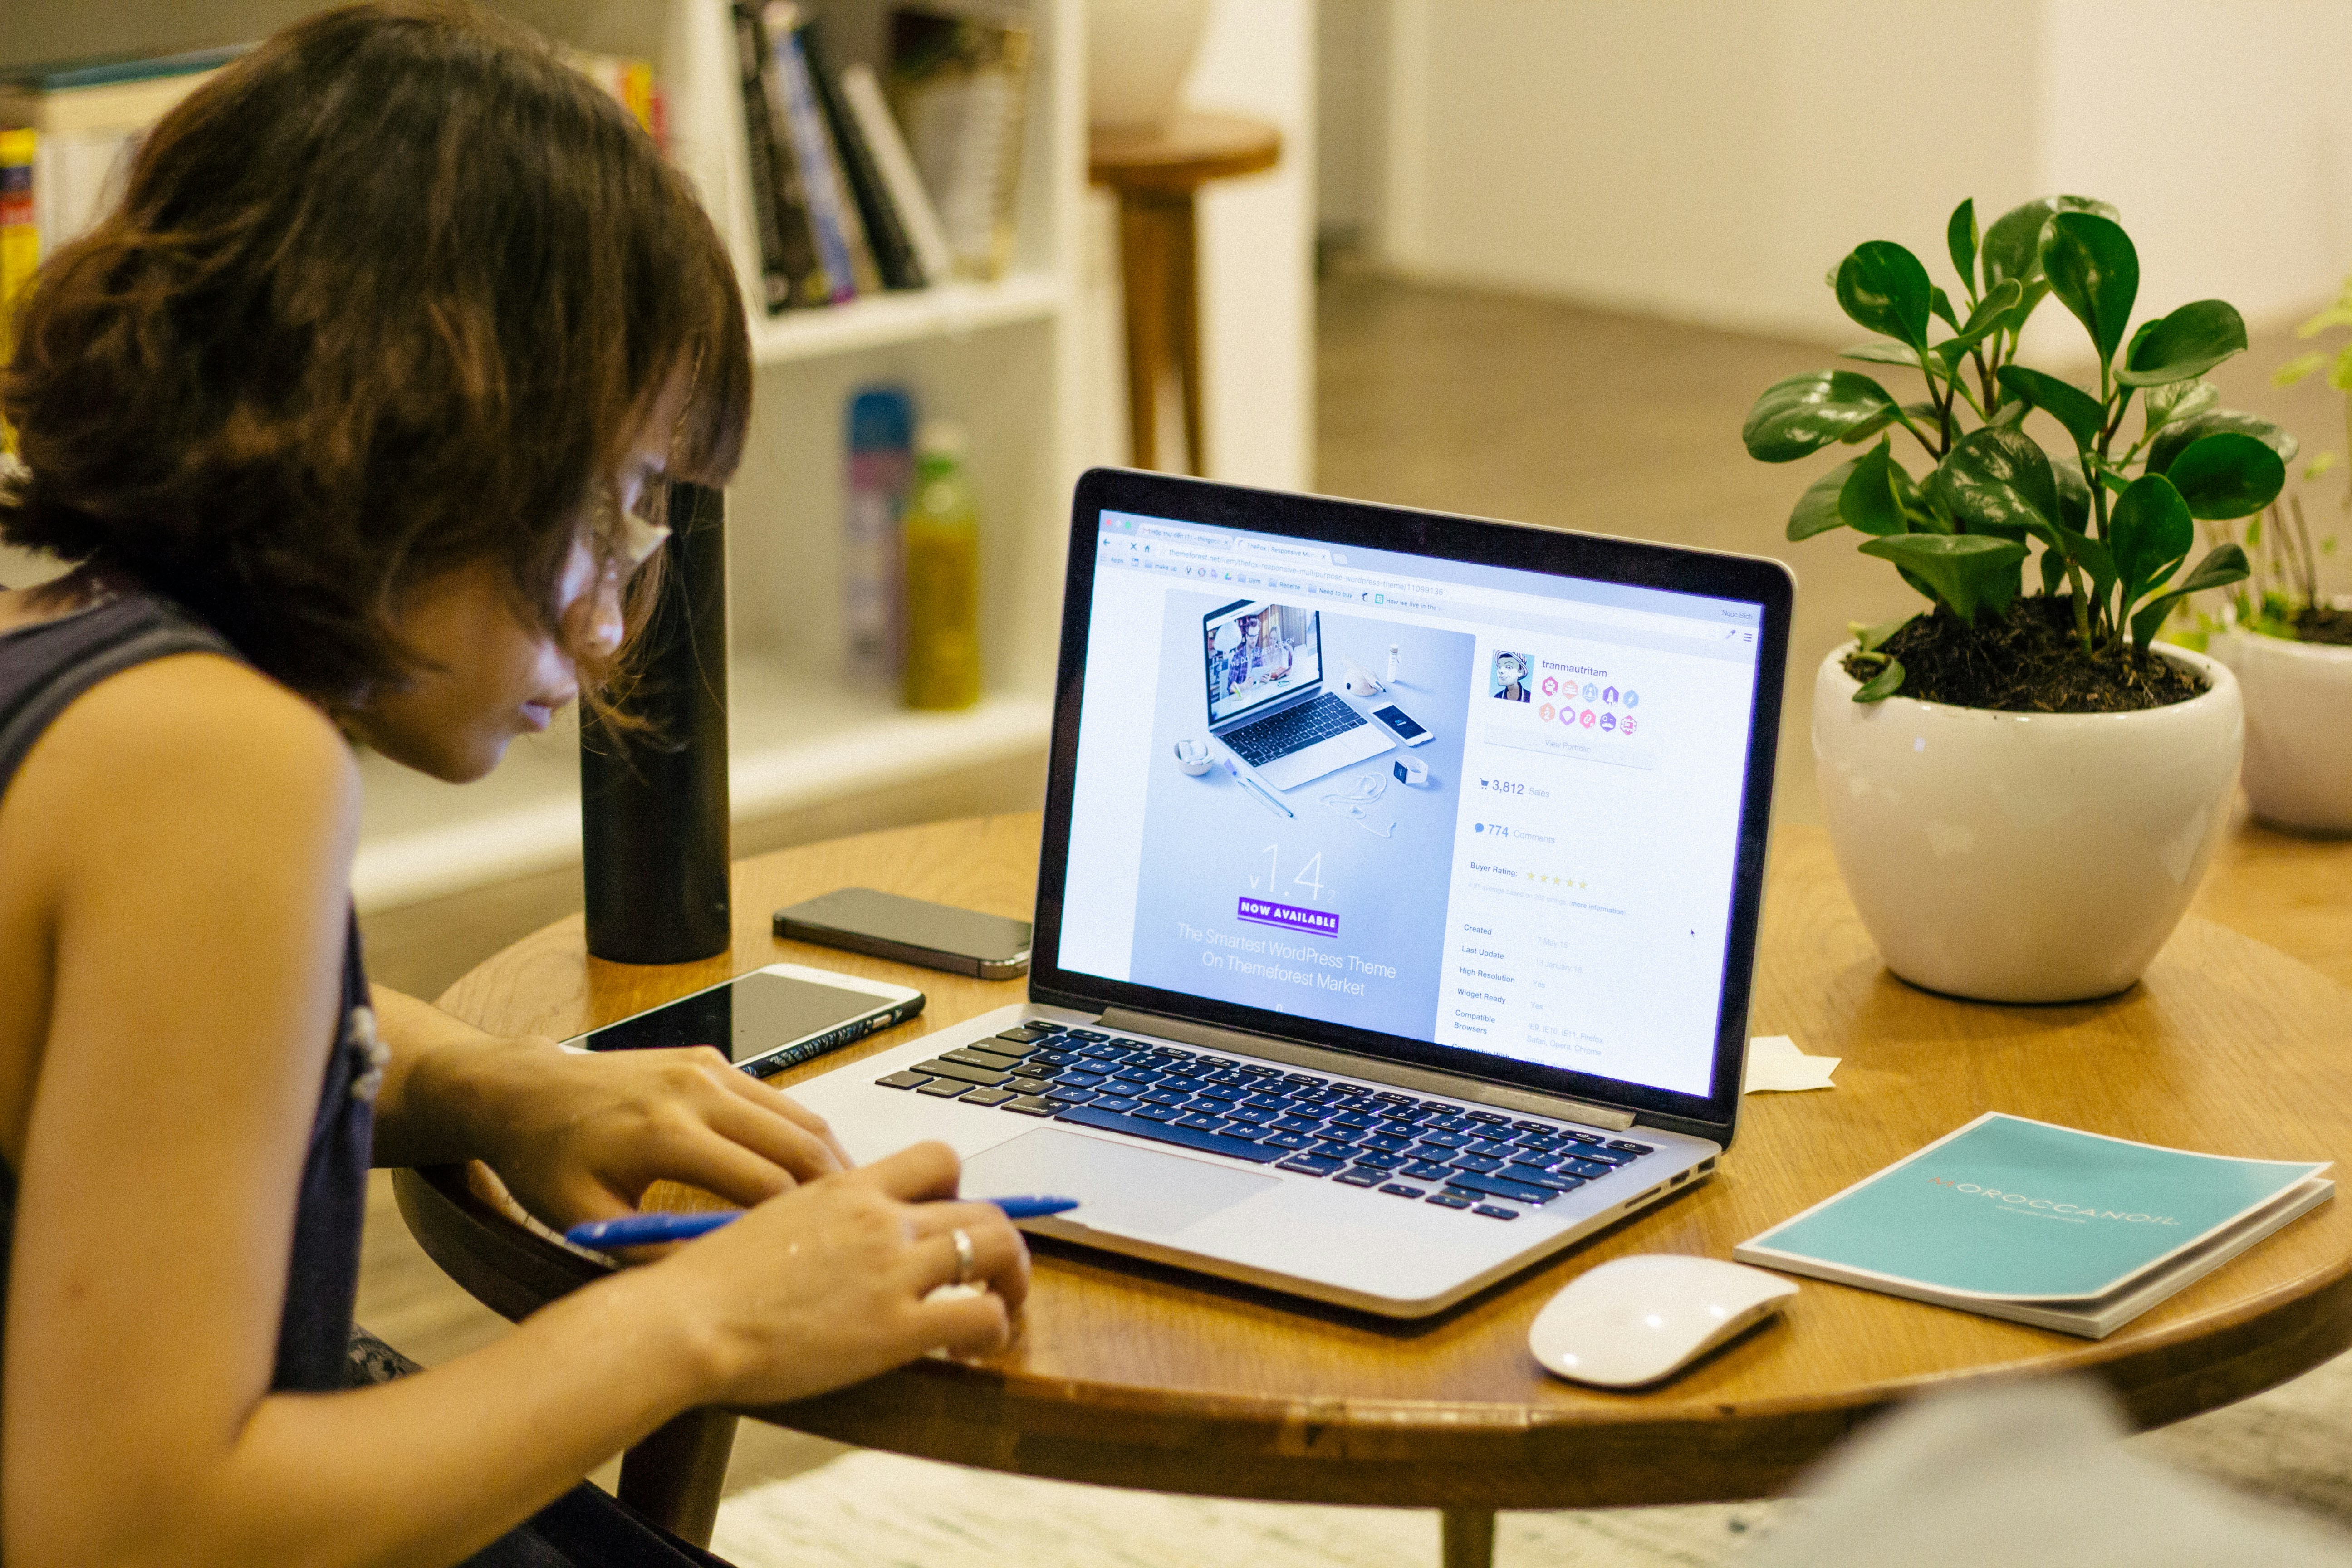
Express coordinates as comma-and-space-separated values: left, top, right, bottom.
1094, 1008, 1637, 1132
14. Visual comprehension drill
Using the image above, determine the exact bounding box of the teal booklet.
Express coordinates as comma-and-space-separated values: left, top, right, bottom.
1735, 1112, 2333, 1338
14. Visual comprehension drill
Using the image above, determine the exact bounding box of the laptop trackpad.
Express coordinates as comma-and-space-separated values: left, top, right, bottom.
960, 1128, 1278, 1239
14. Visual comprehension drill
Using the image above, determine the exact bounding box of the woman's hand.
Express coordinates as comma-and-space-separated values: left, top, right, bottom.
474, 1041, 856, 1230
646, 1140, 1030, 1407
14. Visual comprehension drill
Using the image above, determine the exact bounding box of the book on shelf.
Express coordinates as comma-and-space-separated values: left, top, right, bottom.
1733, 1111, 2334, 1339
764, 2, 879, 302
800, 22, 926, 292
0, 44, 243, 262
556, 45, 665, 150
839, 61, 953, 289
886, 7, 1031, 282
732, 2, 827, 312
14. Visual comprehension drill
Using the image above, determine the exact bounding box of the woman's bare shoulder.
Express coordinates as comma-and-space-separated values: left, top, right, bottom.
8, 652, 358, 844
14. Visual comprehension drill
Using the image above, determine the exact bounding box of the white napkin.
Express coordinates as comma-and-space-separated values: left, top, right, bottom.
1743, 1033, 1839, 1093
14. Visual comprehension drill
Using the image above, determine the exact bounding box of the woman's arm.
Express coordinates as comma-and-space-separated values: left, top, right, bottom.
2, 658, 1024, 1568
365, 988, 854, 1228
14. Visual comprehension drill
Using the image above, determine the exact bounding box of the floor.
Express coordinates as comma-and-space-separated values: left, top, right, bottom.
351, 270, 2352, 1503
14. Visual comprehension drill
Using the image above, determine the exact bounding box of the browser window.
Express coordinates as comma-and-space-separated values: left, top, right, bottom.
1059, 510, 1765, 1098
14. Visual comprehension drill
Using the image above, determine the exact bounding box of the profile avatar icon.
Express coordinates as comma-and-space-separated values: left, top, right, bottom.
1490, 650, 1533, 702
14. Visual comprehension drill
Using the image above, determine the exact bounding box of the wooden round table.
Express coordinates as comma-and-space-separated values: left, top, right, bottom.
398, 815, 2352, 1568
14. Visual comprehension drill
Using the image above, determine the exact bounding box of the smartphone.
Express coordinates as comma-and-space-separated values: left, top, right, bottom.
563, 964, 925, 1076
774, 887, 1032, 979
1371, 703, 1435, 746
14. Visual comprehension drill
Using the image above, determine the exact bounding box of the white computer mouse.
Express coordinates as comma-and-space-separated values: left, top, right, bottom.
1528, 1254, 1798, 1389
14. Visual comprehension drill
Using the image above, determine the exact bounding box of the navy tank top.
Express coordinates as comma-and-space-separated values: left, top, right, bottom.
0, 589, 376, 1393
0, 585, 729, 1568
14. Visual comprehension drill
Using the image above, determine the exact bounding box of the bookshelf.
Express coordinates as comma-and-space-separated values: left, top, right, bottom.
341, 0, 1087, 912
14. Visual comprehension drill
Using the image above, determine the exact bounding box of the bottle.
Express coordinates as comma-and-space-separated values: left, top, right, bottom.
901, 420, 981, 709
843, 386, 913, 681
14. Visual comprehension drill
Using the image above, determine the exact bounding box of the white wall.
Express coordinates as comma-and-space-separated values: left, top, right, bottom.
1076, 0, 1317, 490
1376, 0, 2352, 345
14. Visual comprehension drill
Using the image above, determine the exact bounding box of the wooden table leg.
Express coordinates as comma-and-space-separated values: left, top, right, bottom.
617, 1407, 738, 1550
1116, 188, 1206, 475
1440, 1507, 1495, 1568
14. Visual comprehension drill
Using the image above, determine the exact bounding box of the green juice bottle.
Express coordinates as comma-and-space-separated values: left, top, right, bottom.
901, 421, 981, 710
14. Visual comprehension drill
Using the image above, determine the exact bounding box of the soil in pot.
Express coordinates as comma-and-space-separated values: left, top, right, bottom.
1843, 596, 2204, 713
2288, 604, 2352, 645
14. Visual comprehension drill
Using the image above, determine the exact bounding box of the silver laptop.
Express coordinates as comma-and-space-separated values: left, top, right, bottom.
1202, 599, 1393, 790
788, 470, 1793, 1317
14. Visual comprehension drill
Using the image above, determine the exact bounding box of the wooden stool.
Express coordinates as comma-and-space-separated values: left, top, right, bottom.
1090, 111, 1280, 475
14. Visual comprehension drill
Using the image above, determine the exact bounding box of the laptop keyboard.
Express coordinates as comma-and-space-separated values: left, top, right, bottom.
874, 1019, 1655, 1221
1222, 691, 1370, 767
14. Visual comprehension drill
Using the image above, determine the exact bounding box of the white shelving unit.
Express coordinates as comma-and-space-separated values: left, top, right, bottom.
352, 0, 1084, 913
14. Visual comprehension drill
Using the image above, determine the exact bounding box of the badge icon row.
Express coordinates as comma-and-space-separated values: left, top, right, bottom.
1539, 704, 1637, 735
1540, 678, 1637, 706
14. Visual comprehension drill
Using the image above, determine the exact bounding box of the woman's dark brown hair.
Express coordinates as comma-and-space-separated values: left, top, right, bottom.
0, 0, 751, 707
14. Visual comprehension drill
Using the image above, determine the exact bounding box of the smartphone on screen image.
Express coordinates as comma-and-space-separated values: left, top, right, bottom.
1371, 703, 1435, 746
564, 965, 925, 1076
774, 887, 1033, 979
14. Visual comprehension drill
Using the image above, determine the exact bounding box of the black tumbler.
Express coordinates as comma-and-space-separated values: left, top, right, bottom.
581, 479, 731, 964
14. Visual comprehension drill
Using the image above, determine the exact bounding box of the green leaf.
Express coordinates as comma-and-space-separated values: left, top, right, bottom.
1947, 198, 1979, 295
2039, 543, 2070, 596
1859, 534, 2029, 622
2165, 431, 2287, 521
2143, 378, 2218, 437
1981, 195, 2120, 290
1854, 655, 1907, 702
1930, 425, 2061, 543
2277, 351, 2328, 387
1786, 456, 1862, 540
2108, 474, 2194, 610
1836, 241, 1934, 350
1989, 397, 2031, 428
2059, 523, 2120, 615
1953, 278, 2025, 350
2333, 341, 2352, 392
2130, 543, 2252, 652
2052, 454, 2093, 534
1838, 399, 1939, 445
2298, 304, 2352, 337
2115, 299, 2248, 387
2040, 211, 2139, 365
2306, 451, 2340, 482
1852, 615, 1913, 654
1930, 287, 1960, 331
1838, 439, 1912, 536
1744, 370, 1899, 461
1995, 366, 2105, 450
2147, 410, 2299, 477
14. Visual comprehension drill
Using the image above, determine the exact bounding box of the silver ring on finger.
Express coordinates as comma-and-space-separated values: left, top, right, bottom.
951, 1226, 976, 1287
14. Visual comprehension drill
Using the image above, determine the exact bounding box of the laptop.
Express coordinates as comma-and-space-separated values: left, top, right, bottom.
1202, 599, 1393, 790
786, 470, 1793, 1317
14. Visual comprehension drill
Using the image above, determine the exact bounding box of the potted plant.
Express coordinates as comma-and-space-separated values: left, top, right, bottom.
1744, 195, 2288, 1003
2183, 291, 2352, 834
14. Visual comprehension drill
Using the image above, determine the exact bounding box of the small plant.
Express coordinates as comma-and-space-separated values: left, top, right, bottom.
1744, 194, 2286, 703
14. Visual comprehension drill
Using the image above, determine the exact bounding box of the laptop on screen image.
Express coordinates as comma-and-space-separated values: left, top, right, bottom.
1200, 600, 1393, 790
784, 470, 1794, 1317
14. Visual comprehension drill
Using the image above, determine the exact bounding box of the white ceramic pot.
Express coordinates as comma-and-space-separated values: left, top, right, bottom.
1812, 643, 2242, 1003
1087, 0, 1212, 132
2211, 628, 2352, 835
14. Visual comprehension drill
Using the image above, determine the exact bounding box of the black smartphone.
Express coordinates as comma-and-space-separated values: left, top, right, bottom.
564, 965, 926, 1076
774, 887, 1033, 979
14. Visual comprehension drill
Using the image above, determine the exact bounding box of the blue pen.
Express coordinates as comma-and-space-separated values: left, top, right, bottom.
565, 1195, 1082, 1250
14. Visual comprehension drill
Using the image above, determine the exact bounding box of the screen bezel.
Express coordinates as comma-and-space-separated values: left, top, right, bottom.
572, 966, 915, 1066
1029, 468, 1795, 1145
1202, 598, 1324, 728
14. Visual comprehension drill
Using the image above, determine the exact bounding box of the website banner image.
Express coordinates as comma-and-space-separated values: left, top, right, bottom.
1126, 590, 1477, 1039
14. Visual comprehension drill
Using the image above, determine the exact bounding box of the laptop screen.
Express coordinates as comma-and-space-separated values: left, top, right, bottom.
1035, 475, 1788, 1136
1205, 600, 1323, 727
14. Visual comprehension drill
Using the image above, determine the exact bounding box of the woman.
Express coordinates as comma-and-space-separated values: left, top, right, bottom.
0, 7, 1026, 1565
